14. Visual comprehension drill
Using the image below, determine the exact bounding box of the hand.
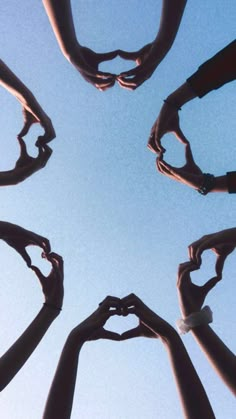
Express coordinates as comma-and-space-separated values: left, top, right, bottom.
71, 296, 123, 344
31, 252, 64, 309
120, 293, 173, 340
117, 43, 160, 90
177, 261, 221, 318
18, 107, 55, 147
148, 101, 188, 154
0, 222, 51, 267
156, 142, 204, 190
69, 46, 119, 91
188, 229, 236, 280
15, 136, 52, 169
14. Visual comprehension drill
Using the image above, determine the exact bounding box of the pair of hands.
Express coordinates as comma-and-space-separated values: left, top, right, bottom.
71, 294, 173, 344
147, 102, 206, 190
178, 228, 236, 318
12, 136, 52, 181
0, 222, 64, 310
74, 43, 159, 91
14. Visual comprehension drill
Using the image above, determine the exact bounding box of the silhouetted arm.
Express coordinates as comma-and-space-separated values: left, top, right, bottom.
177, 262, 236, 396
43, 296, 121, 419
117, 0, 187, 89
121, 294, 215, 419
0, 59, 55, 145
0, 253, 63, 390
42, 0, 119, 90
148, 40, 236, 153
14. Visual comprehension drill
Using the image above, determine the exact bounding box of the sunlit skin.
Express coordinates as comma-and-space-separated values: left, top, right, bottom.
43, 294, 215, 419
42, 0, 187, 90
0, 222, 64, 391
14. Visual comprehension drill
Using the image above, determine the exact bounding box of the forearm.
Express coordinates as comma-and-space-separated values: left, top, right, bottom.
42, 0, 79, 59
191, 325, 236, 395
153, 0, 187, 55
0, 305, 59, 391
187, 40, 236, 98
43, 332, 84, 419
161, 330, 215, 419
0, 166, 37, 187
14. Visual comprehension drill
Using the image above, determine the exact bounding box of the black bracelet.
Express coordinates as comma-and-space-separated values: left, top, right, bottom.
163, 99, 182, 111
44, 302, 62, 312
226, 171, 236, 193
198, 173, 216, 195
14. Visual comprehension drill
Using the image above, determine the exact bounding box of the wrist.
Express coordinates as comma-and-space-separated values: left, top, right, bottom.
167, 82, 197, 109
42, 302, 61, 318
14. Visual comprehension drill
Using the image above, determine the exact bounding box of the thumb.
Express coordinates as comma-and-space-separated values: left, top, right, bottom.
202, 276, 220, 295
97, 50, 119, 62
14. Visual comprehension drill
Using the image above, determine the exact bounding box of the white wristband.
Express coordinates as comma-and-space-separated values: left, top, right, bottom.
176, 306, 213, 335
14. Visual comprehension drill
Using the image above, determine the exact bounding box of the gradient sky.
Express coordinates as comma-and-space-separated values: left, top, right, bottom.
0, 1, 235, 418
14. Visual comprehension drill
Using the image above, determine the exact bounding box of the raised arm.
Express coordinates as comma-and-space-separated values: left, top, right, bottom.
121, 294, 215, 419
117, 0, 187, 90
177, 262, 236, 395
42, 0, 119, 90
43, 296, 121, 419
0, 253, 63, 391
148, 40, 236, 153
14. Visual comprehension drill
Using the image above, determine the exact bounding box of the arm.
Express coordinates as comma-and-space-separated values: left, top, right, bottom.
0, 60, 55, 145
148, 40, 236, 153
177, 262, 236, 395
43, 296, 121, 419
121, 294, 215, 419
117, 0, 187, 90
42, 0, 119, 90
0, 253, 64, 391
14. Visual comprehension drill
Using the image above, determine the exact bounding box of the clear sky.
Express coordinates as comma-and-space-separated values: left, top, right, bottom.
0, 1, 235, 418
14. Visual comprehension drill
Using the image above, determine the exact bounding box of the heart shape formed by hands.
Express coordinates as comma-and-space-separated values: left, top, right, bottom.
77, 43, 156, 91
79, 294, 172, 344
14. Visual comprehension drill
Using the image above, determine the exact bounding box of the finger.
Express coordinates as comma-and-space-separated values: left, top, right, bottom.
202, 276, 220, 294
99, 296, 122, 313
31, 265, 45, 285
46, 252, 64, 273
121, 293, 140, 310
17, 136, 28, 156
215, 253, 228, 280
147, 133, 165, 154
184, 142, 196, 166
118, 49, 140, 61
117, 76, 138, 91
17, 120, 32, 138
177, 261, 197, 287
14, 247, 31, 267
101, 329, 121, 340
120, 326, 141, 340
97, 49, 119, 62
175, 126, 189, 145
188, 242, 203, 266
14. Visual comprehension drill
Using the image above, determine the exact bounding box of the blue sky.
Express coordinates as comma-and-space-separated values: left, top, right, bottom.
0, 1, 235, 418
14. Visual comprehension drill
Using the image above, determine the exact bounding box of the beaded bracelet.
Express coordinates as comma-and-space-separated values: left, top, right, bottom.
198, 173, 215, 195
